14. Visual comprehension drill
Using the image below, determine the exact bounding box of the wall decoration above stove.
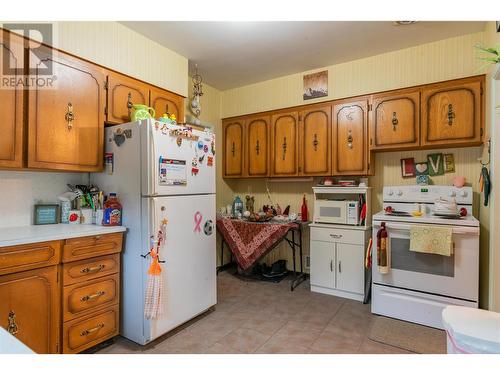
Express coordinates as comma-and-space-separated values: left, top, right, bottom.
400, 158, 416, 178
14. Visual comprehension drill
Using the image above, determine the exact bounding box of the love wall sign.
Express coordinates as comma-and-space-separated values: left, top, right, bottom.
400, 153, 455, 178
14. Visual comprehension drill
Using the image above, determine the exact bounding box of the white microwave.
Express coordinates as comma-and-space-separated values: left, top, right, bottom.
313, 199, 359, 225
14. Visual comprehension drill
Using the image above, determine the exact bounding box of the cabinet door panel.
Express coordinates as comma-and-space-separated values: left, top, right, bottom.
0, 30, 24, 169
28, 48, 105, 171
310, 241, 335, 289
271, 112, 298, 176
150, 88, 184, 123
0, 266, 59, 353
370, 90, 420, 150
246, 116, 269, 177
300, 106, 330, 175
333, 100, 368, 175
106, 71, 149, 124
223, 119, 244, 177
336, 243, 364, 295
422, 77, 483, 146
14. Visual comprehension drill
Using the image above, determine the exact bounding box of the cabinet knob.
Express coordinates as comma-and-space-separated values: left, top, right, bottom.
7, 310, 19, 336
447, 104, 455, 126
392, 112, 398, 131
65, 103, 74, 130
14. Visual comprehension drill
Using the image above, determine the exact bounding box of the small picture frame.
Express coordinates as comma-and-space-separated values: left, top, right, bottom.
34, 204, 59, 225
400, 158, 416, 178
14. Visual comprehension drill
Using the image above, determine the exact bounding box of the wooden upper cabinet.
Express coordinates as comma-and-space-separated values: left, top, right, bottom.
370, 89, 420, 150
223, 118, 245, 178
421, 76, 483, 147
150, 88, 184, 123
0, 30, 24, 169
246, 116, 270, 177
0, 266, 59, 353
27, 47, 105, 172
332, 99, 369, 175
271, 111, 299, 176
299, 106, 331, 176
106, 71, 149, 124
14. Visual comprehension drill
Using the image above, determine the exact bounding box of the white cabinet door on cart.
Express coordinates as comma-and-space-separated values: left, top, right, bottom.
310, 240, 335, 289
336, 243, 364, 295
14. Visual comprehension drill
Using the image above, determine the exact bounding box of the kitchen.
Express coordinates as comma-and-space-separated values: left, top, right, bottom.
1, 2, 500, 370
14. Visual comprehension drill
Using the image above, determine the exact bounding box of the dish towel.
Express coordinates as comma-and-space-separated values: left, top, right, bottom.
409, 226, 453, 256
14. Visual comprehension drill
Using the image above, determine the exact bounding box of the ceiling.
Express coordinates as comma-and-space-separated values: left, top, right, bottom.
121, 21, 485, 90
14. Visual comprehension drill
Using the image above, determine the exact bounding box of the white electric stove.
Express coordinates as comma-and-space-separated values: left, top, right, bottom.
372, 185, 479, 329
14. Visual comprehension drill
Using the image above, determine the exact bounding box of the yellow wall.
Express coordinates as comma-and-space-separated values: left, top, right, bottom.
54, 22, 188, 96
218, 30, 495, 308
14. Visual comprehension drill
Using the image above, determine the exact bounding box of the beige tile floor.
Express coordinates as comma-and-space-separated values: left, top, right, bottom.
97, 271, 417, 354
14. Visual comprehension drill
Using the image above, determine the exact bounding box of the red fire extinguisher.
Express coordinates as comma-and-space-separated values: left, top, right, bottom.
377, 222, 389, 274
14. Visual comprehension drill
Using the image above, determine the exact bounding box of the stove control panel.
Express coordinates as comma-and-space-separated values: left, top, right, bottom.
383, 185, 473, 205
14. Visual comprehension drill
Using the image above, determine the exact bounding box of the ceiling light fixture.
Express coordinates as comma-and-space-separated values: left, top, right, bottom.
393, 21, 418, 26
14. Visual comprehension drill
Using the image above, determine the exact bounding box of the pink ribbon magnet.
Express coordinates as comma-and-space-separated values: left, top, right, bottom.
194, 211, 203, 232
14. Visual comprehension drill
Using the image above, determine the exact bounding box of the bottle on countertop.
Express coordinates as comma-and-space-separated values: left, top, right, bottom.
103, 193, 122, 226
301, 194, 308, 222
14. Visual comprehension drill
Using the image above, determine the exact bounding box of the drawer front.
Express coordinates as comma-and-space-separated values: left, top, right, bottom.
63, 274, 119, 321
0, 241, 61, 276
62, 306, 119, 354
310, 227, 364, 245
62, 254, 120, 286
63, 233, 123, 263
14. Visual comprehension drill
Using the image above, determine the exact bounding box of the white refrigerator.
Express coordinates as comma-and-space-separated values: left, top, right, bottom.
92, 119, 216, 345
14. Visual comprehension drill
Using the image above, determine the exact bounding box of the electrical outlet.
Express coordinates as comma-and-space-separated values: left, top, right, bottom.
305, 255, 310, 270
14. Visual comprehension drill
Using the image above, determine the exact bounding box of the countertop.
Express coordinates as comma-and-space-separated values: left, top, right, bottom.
0, 327, 35, 354
0, 224, 127, 248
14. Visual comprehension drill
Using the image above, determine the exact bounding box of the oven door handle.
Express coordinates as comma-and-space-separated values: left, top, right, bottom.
376, 222, 480, 235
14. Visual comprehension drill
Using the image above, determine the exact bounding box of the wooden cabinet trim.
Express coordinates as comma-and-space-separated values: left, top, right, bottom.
0, 241, 61, 276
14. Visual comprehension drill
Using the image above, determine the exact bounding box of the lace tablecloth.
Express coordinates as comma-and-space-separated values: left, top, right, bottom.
216, 218, 299, 270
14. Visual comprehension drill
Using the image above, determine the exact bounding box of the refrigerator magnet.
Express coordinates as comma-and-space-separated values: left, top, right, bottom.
198, 154, 205, 163
211, 141, 215, 155
204, 220, 213, 236
176, 137, 182, 147
203, 144, 209, 153
197, 140, 204, 149
207, 156, 214, 167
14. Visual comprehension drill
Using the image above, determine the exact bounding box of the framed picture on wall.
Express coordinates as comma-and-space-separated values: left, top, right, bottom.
303, 70, 328, 100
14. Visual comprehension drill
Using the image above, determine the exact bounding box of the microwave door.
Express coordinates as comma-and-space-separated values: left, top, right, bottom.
315, 201, 346, 224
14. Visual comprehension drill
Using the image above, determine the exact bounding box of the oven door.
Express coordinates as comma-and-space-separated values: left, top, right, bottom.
372, 221, 479, 302
313, 201, 346, 224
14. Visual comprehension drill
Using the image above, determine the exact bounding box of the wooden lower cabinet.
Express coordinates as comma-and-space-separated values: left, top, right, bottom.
0, 266, 60, 353
0, 232, 123, 354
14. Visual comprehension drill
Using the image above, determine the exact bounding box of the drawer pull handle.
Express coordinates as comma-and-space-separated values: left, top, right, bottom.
80, 323, 104, 336
338, 261, 342, 273
447, 104, 455, 126
282, 137, 287, 160
330, 260, 333, 272
391, 112, 398, 130
312, 133, 319, 151
347, 130, 353, 149
80, 264, 105, 274
330, 234, 343, 239
7, 311, 19, 336
80, 290, 106, 302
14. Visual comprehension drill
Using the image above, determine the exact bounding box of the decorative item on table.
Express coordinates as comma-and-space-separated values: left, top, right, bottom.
131, 104, 155, 122
444, 154, 455, 173
34, 204, 59, 225
232, 196, 244, 218
400, 158, 416, 178
248, 211, 273, 222
103, 193, 122, 226
427, 153, 444, 176
68, 210, 81, 224
303, 70, 328, 100
288, 212, 298, 221
283, 205, 290, 216
58, 191, 77, 224
301, 194, 308, 222
245, 195, 255, 213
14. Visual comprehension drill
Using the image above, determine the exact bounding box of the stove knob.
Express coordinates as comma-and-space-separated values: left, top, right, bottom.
397, 189, 403, 196
449, 191, 457, 197
388, 190, 394, 196
461, 190, 468, 198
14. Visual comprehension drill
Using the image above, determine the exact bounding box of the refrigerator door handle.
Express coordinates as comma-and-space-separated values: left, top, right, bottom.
150, 125, 158, 196
151, 197, 158, 243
